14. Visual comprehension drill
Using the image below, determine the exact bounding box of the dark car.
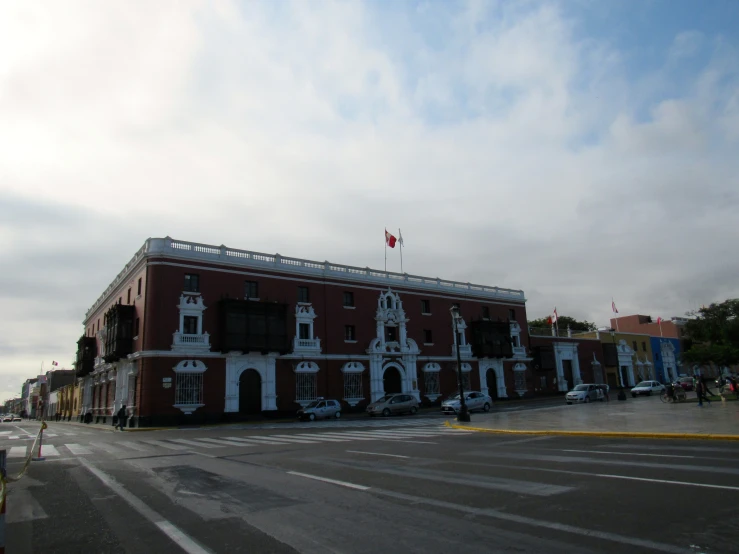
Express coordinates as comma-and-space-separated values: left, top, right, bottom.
676, 377, 694, 391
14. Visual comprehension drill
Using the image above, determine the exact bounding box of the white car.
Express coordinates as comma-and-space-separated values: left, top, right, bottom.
565, 384, 604, 404
631, 381, 665, 397
441, 391, 492, 414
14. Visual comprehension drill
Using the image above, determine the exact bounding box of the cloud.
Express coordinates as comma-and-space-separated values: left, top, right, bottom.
0, 0, 738, 400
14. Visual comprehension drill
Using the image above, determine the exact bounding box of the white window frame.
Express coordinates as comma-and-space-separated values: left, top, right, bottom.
172, 295, 210, 351
294, 361, 319, 406
173, 359, 206, 414
293, 304, 321, 353
423, 362, 442, 401
460, 362, 472, 392
341, 362, 365, 406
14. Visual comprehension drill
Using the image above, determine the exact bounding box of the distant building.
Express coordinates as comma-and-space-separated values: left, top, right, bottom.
75, 237, 533, 427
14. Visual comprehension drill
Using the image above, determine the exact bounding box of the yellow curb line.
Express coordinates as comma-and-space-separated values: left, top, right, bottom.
443, 421, 739, 441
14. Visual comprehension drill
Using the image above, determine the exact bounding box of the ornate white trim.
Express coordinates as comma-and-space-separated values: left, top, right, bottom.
173, 359, 207, 373
172, 294, 211, 353
341, 361, 365, 373
293, 303, 321, 353
294, 361, 320, 373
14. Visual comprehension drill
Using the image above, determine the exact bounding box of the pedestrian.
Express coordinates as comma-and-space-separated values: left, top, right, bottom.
696, 379, 711, 406
116, 405, 127, 431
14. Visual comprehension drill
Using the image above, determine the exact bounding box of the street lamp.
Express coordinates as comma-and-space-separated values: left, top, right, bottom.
609, 329, 620, 387
450, 306, 471, 423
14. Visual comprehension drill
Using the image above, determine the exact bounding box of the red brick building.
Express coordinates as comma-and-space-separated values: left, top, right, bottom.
75, 237, 534, 427
528, 330, 606, 394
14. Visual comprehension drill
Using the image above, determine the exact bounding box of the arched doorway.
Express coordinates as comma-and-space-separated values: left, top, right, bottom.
239, 369, 262, 414
383, 366, 402, 394
486, 368, 498, 399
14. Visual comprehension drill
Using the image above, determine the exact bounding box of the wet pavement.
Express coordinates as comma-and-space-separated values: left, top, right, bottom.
455, 394, 739, 436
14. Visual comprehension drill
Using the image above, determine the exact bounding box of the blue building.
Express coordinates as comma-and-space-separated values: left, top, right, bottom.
650, 337, 681, 383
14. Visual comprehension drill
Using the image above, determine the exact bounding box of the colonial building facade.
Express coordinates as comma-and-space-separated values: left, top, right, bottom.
74, 237, 532, 427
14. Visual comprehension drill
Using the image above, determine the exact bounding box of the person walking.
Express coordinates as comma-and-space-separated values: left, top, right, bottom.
116, 405, 127, 431
696, 379, 711, 406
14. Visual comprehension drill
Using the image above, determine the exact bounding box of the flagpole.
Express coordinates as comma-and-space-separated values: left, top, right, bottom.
612, 298, 619, 332
384, 229, 387, 272
398, 228, 403, 273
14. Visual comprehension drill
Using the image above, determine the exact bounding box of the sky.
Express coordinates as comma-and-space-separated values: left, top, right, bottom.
1, 0, 737, 401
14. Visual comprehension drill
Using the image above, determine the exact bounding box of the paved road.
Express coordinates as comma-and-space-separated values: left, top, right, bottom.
4, 417, 738, 553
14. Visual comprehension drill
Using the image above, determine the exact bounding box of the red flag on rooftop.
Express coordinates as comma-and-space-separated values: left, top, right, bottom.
385, 229, 397, 248
612, 300, 618, 314
552, 307, 558, 323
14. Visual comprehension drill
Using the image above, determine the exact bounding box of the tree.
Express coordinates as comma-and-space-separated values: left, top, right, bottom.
682, 299, 739, 373
527, 315, 596, 332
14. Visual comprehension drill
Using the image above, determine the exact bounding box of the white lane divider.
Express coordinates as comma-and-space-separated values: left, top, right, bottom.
167, 439, 221, 449
596, 473, 739, 491
562, 449, 695, 459
80, 459, 213, 554
287, 471, 370, 491
89, 442, 124, 454
346, 450, 411, 459
118, 441, 152, 452
196, 438, 251, 447
141, 440, 191, 451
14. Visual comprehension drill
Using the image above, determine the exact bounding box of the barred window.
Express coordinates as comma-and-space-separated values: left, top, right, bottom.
514, 370, 526, 390
344, 373, 362, 400
425, 372, 440, 395
127, 374, 137, 407
296, 373, 317, 402
175, 373, 203, 405
461, 372, 471, 391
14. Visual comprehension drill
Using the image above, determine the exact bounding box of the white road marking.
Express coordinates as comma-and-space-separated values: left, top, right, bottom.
0, 430, 11, 435
80, 459, 213, 554
9, 446, 26, 458
65, 443, 93, 455
287, 471, 371, 491
40, 445, 60, 457
596, 473, 739, 491
270, 434, 334, 443
167, 438, 222, 449
222, 437, 292, 445
290, 433, 353, 442
196, 438, 252, 447
141, 439, 191, 451
562, 449, 695, 459
90, 442, 124, 454
346, 450, 411, 459
6, 488, 48, 523
118, 441, 151, 452
394, 440, 438, 445
247, 435, 317, 444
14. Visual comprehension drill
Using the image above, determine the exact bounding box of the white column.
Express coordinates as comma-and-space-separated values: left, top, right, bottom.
369, 354, 384, 401
553, 350, 567, 391
571, 353, 582, 385
224, 360, 238, 412
264, 355, 277, 410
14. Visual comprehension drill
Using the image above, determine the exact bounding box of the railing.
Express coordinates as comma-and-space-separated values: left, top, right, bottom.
172, 332, 211, 350
87, 237, 526, 318
293, 337, 322, 352
452, 344, 473, 358
512, 346, 527, 358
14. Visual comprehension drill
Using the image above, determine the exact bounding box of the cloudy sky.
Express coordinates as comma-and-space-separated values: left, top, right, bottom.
1, 0, 737, 401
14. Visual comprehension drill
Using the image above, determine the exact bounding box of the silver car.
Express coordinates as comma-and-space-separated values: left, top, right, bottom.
566, 384, 603, 404
441, 391, 493, 414
367, 394, 419, 417
298, 399, 342, 421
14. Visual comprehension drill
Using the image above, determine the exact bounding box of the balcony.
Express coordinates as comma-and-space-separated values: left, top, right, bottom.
512, 346, 527, 358
293, 337, 321, 354
452, 344, 473, 358
172, 332, 211, 352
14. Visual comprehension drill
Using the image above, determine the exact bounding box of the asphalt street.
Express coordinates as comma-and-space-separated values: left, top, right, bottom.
3, 413, 738, 553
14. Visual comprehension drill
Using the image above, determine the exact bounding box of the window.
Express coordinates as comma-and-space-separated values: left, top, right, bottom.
345, 325, 356, 341
424, 329, 433, 344
642, 341, 647, 352
482, 306, 490, 319
184, 274, 199, 292
514, 370, 526, 391
633, 341, 638, 352
184, 316, 198, 335
137, 278, 142, 296
127, 374, 137, 407
421, 299, 431, 314
344, 373, 362, 400
296, 373, 317, 402
175, 372, 203, 405
245, 280, 259, 299
299, 323, 311, 340
134, 317, 140, 337
343, 291, 354, 307
509, 308, 516, 320
386, 326, 397, 342
461, 372, 471, 391
127, 288, 131, 304
298, 286, 310, 303
539, 376, 547, 389
425, 372, 440, 395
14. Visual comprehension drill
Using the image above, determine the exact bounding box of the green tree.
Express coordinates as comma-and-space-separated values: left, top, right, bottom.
683, 299, 739, 372
527, 315, 596, 332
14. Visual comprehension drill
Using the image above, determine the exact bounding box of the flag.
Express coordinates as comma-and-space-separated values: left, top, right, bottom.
552, 307, 558, 323
612, 301, 618, 314
52, 361, 58, 366
546, 316, 553, 325
385, 229, 397, 248
656, 317, 662, 325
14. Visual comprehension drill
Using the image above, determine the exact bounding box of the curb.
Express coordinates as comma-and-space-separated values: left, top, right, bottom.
444, 421, 739, 441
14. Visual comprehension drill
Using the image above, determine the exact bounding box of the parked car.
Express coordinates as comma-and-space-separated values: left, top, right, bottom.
565, 384, 603, 404
298, 399, 341, 421
676, 376, 694, 391
12, 415, 21, 422
2, 414, 13, 422
367, 394, 419, 417
631, 381, 665, 397
441, 391, 492, 414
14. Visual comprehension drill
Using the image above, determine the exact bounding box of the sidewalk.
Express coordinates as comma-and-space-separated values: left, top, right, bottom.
449, 395, 739, 440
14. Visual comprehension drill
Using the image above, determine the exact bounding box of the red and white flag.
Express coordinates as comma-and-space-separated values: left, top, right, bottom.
552, 307, 558, 323
611, 301, 618, 314
52, 361, 58, 366
656, 317, 662, 325
385, 229, 397, 248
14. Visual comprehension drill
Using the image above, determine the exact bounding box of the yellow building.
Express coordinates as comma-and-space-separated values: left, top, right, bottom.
575, 330, 655, 388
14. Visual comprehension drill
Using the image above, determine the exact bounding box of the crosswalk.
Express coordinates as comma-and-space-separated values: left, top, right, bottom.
3, 424, 470, 459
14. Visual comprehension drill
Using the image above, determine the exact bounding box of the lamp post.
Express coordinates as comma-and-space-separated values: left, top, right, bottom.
450, 306, 471, 422
609, 329, 620, 387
